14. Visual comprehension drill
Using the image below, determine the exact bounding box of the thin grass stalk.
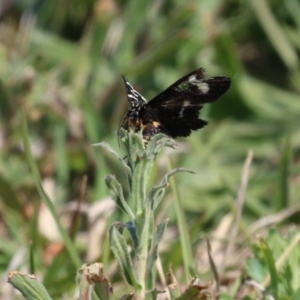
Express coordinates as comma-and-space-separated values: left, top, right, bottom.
166, 156, 193, 279
21, 110, 81, 268
219, 149, 253, 277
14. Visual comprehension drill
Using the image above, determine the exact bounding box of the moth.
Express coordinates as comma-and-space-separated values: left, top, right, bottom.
119, 68, 231, 143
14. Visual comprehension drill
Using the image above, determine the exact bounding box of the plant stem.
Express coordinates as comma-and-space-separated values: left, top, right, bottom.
136, 209, 152, 299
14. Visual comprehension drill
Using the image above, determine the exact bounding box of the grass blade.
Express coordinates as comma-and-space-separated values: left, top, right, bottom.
21, 110, 81, 268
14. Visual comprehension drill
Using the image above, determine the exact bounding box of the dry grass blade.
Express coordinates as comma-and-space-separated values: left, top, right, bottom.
245, 279, 275, 300
69, 175, 88, 239
249, 202, 300, 234
206, 238, 220, 292
219, 150, 253, 277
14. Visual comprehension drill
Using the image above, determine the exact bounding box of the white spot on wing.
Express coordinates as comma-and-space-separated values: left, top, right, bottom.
188, 75, 196, 82
196, 82, 209, 94
183, 100, 190, 107
179, 101, 190, 117
188, 75, 210, 94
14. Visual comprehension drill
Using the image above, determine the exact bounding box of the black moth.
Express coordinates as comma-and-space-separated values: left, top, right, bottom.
119, 68, 231, 143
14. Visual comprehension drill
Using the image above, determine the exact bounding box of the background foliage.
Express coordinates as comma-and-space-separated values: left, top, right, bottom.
0, 0, 300, 299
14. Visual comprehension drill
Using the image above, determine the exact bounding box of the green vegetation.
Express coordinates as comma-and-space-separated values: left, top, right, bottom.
1, 0, 300, 299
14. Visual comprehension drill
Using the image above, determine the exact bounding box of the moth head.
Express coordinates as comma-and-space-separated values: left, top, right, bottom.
121, 75, 147, 107
128, 105, 141, 119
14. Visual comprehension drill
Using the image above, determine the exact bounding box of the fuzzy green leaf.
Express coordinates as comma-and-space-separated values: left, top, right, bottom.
93, 141, 132, 176
105, 175, 135, 220
123, 221, 140, 252
148, 167, 195, 210
146, 133, 176, 160
109, 225, 140, 288
131, 153, 151, 215
7, 271, 53, 300
146, 218, 169, 290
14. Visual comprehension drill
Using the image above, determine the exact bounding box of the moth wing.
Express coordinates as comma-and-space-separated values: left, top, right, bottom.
144, 68, 231, 138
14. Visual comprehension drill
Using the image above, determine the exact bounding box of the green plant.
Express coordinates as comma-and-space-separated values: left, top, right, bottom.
7, 125, 300, 300
97, 130, 195, 299
7, 129, 210, 300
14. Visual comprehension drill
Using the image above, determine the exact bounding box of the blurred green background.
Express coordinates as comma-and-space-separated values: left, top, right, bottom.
1, 0, 300, 298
